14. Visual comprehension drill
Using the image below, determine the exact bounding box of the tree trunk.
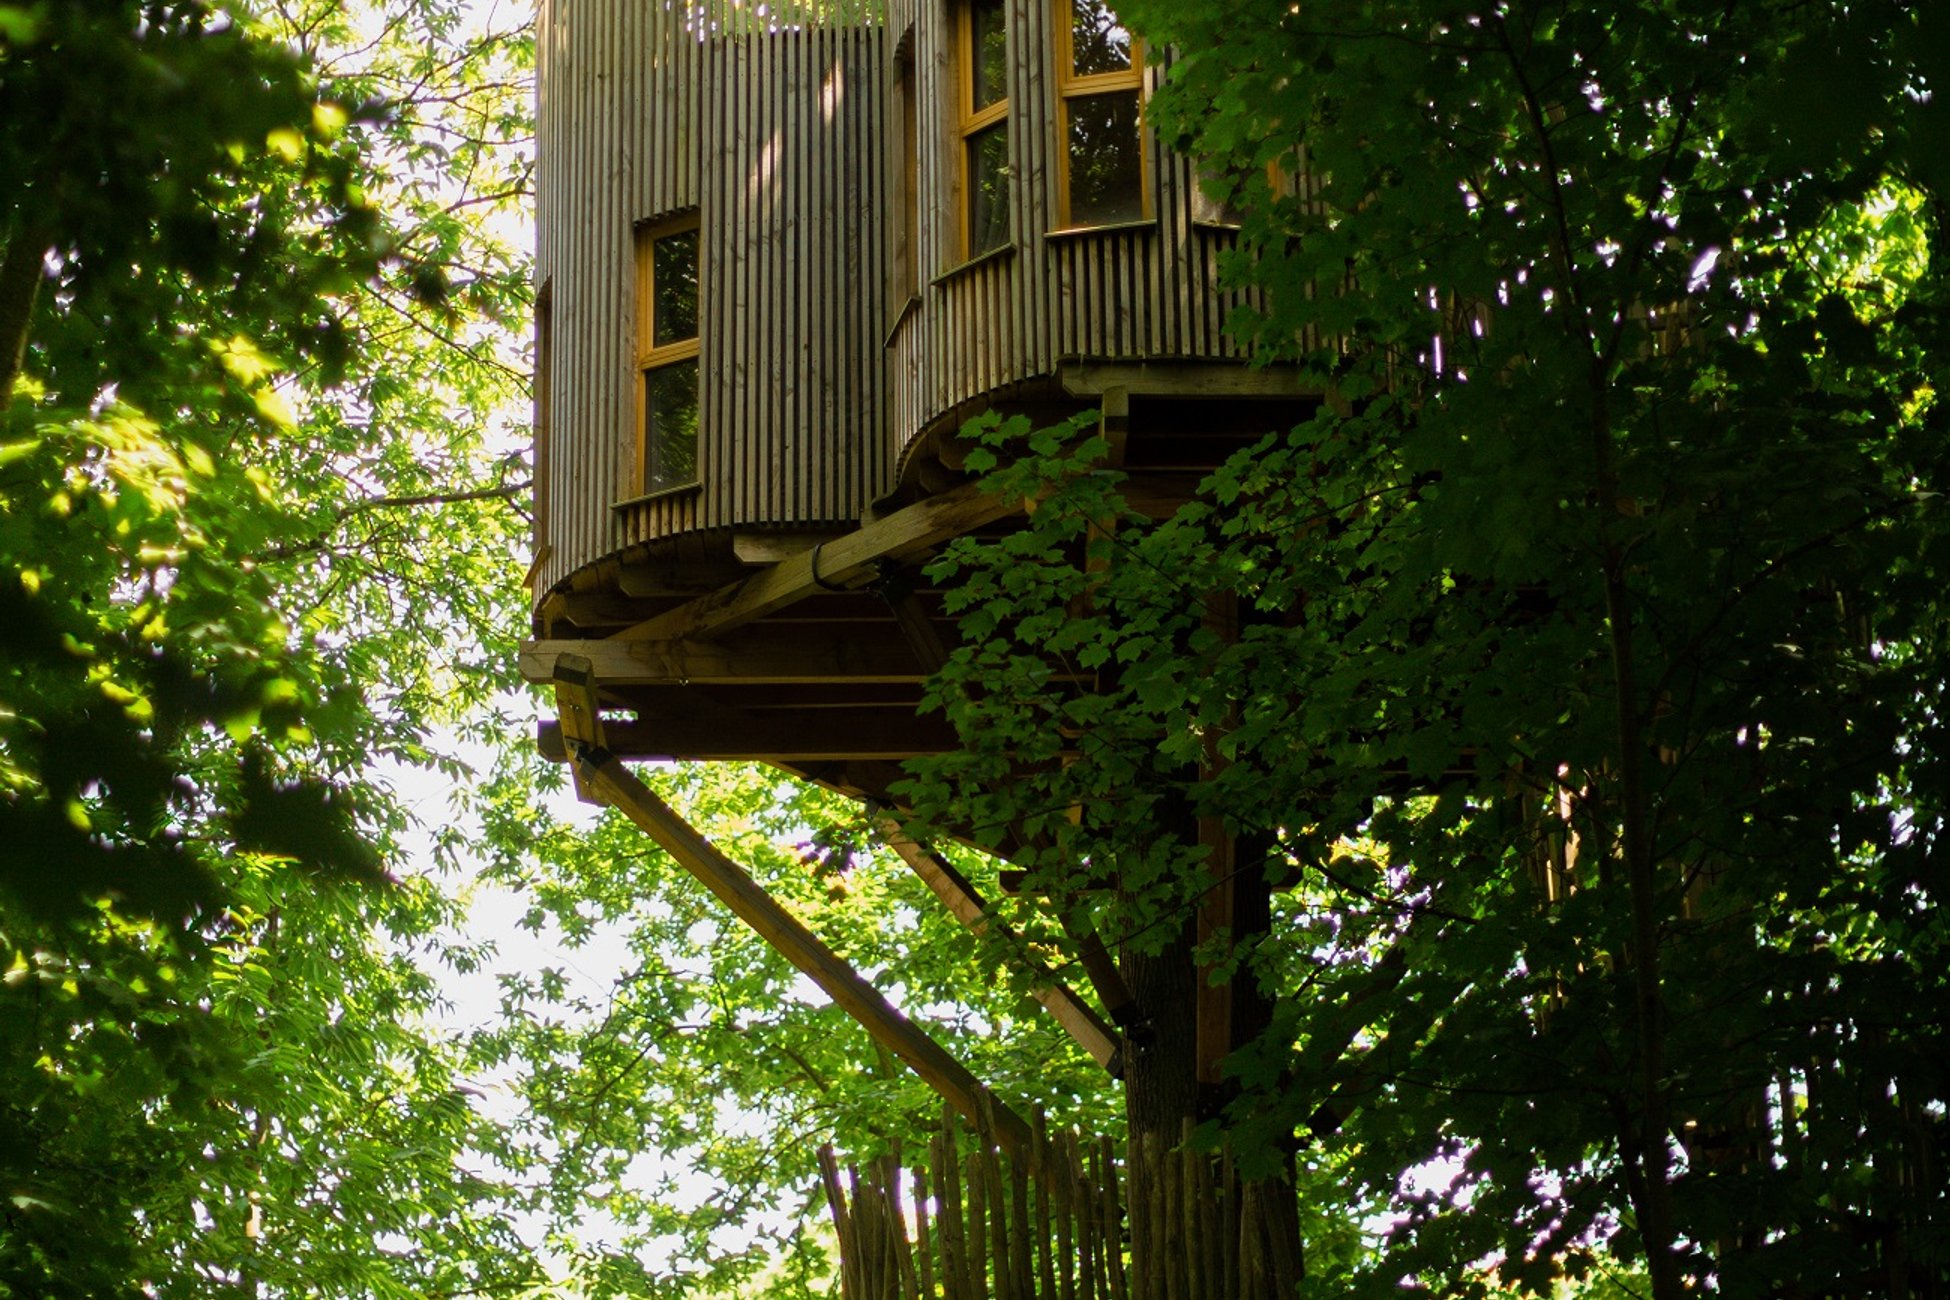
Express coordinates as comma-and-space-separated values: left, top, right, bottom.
0, 224, 47, 411
1120, 829, 1302, 1297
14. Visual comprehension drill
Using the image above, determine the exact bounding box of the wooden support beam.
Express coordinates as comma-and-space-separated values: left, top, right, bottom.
732, 528, 851, 564
551, 653, 607, 804
1059, 359, 1318, 398
520, 626, 955, 687
882, 589, 952, 674
610, 559, 754, 599
572, 749, 1035, 1158
537, 706, 957, 762
615, 480, 1027, 644
776, 759, 916, 808
874, 811, 1120, 1075
1062, 919, 1139, 1031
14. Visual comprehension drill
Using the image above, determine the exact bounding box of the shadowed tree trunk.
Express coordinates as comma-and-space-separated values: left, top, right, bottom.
0, 223, 48, 411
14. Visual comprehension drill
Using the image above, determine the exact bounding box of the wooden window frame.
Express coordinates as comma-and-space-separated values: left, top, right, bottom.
1051, 0, 1148, 230
954, 0, 1010, 263
634, 213, 701, 498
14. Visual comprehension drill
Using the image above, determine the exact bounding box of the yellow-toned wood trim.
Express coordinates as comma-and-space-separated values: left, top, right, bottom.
889, 47, 922, 327
1060, 67, 1138, 96
1050, 0, 1147, 228
964, 98, 1008, 132
639, 337, 699, 370
634, 212, 702, 367
1043, 217, 1156, 240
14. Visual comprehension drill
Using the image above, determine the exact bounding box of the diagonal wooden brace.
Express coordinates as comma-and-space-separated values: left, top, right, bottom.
570, 746, 1035, 1159
873, 809, 1121, 1076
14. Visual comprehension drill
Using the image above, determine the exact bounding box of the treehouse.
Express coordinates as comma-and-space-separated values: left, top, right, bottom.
521, 0, 1319, 1290
524, 0, 1323, 778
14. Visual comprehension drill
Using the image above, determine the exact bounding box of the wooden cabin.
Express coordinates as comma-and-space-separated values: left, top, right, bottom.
523, 0, 1321, 803
522, 3, 1322, 1289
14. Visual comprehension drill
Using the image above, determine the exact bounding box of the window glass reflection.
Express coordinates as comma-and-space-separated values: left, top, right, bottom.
1066, 91, 1142, 225
967, 123, 1010, 254
1070, 0, 1130, 76
644, 359, 699, 491
970, 0, 1008, 111
652, 229, 698, 347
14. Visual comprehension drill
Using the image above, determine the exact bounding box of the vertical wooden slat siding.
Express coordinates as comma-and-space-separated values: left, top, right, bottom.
534, 0, 706, 597
535, 0, 1309, 603
703, 22, 889, 539
535, 0, 889, 603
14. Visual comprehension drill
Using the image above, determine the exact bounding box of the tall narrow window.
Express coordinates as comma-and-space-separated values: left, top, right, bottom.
1054, 0, 1144, 228
893, 44, 921, 313
635, 215, 700, 495
533, 278, 553, 564
956, 0, 1010, 260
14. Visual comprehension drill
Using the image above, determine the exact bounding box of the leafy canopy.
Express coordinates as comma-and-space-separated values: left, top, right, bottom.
904, 1, 1950, 1295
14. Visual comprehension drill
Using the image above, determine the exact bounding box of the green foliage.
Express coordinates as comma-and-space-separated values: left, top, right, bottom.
904, 1, 1950, 1295
2, 0, 541, 1294
468, 757, 1116, 1297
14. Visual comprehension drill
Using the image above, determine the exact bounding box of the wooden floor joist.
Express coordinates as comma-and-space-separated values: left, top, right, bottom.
571, 744, 1035, 1158
874, 811, 1120, 1075
520, 625, 947, 687
537, 707, 956, 763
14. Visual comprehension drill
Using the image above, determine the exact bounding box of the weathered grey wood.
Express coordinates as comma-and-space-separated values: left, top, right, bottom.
577, 749, 1034, 1157
537, 1, 890, 604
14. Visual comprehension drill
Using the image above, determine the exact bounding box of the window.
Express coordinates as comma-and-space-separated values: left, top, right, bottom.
956, 0, 1010, 260
1054, 0, 1144, 228
892, 43, 921, 313
635, 215, 700, 495
533, 278, 553, 562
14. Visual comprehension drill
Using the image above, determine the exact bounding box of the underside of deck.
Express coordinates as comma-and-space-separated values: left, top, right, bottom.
522, 374, 1322, 808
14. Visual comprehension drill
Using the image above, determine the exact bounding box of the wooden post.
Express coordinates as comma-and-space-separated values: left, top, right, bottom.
571, 746, 1035, 1157
552, 653, 607, 804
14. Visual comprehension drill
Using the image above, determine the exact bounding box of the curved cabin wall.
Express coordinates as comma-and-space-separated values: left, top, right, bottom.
534, 0, 888, 602
885, 0, 1272, 467
533, 0, 1291, 604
